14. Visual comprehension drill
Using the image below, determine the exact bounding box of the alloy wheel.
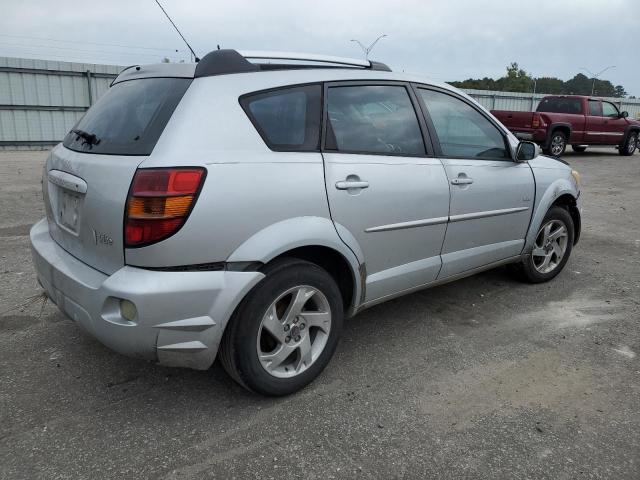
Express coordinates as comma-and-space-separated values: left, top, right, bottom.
550, 135, 565, 156
256, 285, 332, 378
532, 219, 569, 274
628, 134, 638, 154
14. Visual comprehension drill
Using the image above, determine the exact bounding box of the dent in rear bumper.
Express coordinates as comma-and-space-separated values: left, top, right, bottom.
30, 218, 264, 370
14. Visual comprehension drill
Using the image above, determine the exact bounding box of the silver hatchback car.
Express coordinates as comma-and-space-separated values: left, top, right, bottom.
30, 49, 581, 395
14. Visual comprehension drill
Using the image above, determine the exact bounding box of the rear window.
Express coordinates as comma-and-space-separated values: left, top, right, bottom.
537, 97, 583, 115
63, 78, 192, 155
240, 84, 322, 151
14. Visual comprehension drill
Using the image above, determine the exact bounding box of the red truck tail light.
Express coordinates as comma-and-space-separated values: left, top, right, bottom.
124, 168, 206, 247
532, 113, 547, 129
532, 113, 541, 128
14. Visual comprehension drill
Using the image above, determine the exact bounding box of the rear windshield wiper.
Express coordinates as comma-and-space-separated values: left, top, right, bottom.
72, 129, 101, 146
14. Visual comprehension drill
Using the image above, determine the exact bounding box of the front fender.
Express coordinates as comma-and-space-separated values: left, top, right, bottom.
525, 178, 579, 252
227, 216, 363, 312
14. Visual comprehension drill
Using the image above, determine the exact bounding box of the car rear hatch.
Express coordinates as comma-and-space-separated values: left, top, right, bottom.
43, 76, 192, 275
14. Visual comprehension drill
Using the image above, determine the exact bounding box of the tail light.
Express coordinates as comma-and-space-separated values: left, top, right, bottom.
532, 113, 541, 128
124, 167, 206, 247
532, 113, 546, 129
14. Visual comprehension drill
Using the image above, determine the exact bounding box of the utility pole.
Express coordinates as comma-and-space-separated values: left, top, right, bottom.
350, 34, 387, 61
580, 66, 616, 96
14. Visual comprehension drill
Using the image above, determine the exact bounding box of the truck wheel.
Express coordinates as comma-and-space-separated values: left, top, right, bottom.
571, 145, 587, 153
544, 131, 567, 157
219, 258, 343, 396
619, 132, 638, 156
511, 206, 574, 284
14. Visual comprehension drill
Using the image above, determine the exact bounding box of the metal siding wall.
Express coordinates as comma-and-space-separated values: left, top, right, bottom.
0, 56, 121, 150
1, 57, 640, 149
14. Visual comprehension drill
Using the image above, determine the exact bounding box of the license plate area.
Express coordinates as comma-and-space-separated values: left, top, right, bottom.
57, 189, 82, 234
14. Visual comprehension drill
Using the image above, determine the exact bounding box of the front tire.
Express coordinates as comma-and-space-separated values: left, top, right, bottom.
219, 258, 343, 396
619, 131, 638, 156
544, 131, 567, 157
513, 206, 574, 283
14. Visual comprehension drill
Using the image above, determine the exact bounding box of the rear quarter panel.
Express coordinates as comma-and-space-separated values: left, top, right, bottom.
124, 74, 354, 270
491, 110, 534, 130
538, 113, 585, 143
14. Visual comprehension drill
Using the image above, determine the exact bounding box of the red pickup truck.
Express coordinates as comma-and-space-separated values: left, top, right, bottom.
492, 95, 639, 157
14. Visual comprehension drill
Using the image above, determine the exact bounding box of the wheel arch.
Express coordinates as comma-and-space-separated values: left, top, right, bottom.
525, 179, 580, 252
267, 245, 356, 315
551, 193, 581, 245
545, 123, 572, 147
227, 216, 363, 315
622, 126, 640, 146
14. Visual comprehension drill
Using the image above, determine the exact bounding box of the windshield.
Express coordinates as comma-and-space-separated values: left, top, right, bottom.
63, 77, 191, 155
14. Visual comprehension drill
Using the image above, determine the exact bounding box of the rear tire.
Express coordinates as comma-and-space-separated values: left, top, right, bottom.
571, 145, 587, 153
219, 258, 343, 396
543, 131, 567, 157
619, 131, 638, 156
512, 206, 574, 283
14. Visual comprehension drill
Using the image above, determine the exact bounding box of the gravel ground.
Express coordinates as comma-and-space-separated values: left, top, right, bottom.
0, 148, 639, 479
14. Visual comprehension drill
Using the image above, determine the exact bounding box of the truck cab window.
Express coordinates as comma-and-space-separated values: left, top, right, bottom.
588, 100, 602, 116
602, 102, 619, 118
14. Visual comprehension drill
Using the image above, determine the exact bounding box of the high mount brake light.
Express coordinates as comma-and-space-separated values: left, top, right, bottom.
124, 168, 206, 247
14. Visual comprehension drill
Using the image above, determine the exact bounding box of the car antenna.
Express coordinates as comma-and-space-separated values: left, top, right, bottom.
153, 0, 200, 62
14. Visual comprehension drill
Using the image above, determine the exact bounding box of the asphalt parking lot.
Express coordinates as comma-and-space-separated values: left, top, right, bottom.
1, 148, 639, 479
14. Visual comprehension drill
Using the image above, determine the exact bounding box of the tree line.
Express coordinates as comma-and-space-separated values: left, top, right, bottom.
449, 63, 630, 98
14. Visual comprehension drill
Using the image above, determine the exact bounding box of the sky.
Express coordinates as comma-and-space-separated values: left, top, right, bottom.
0, 0, 637, 96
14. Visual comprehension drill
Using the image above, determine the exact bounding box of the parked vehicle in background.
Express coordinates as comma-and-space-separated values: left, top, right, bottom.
31, 50, 582, 396
492, 95, 640, 157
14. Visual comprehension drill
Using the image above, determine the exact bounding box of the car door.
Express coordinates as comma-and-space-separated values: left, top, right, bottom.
601, 101, 627, 144
415, 86, 535, 278
322, 82, 450, 303
585, 99, 606, 144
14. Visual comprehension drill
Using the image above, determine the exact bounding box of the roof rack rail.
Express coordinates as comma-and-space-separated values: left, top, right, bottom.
194, 49, 391, 78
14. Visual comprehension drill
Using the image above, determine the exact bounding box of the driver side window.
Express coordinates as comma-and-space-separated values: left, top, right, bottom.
325, 85, 425, 156
418, 88, 509, 160
602, 102, 619, 118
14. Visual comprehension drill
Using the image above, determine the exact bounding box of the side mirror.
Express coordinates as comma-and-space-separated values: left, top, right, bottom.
516, 141, 540, 162
620, 111, 629, 118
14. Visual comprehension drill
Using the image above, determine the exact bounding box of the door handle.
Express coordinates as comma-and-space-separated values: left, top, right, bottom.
451, 177, 473, 185
336, 180, 369, 190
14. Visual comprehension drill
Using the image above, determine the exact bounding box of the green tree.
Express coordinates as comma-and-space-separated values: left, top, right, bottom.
495, 63, 533, 92
535, 77, 564, 94
448, 64, 627, 98
614, 85, 627, 98
563, 73, 592, 95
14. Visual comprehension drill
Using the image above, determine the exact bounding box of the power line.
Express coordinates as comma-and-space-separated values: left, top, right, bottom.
0, 32, 187, 53
0, 47, 184, 65
0, 41, 180, 60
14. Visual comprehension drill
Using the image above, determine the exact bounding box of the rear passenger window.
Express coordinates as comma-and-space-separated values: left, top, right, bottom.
241, 85, 321, 151
588, 100, 602, 116
325, 85, 425, 156
537, 97, 583, 114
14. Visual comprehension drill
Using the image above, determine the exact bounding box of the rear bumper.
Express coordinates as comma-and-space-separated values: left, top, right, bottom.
511, 128, 547, 144
30, 218, 264, 370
